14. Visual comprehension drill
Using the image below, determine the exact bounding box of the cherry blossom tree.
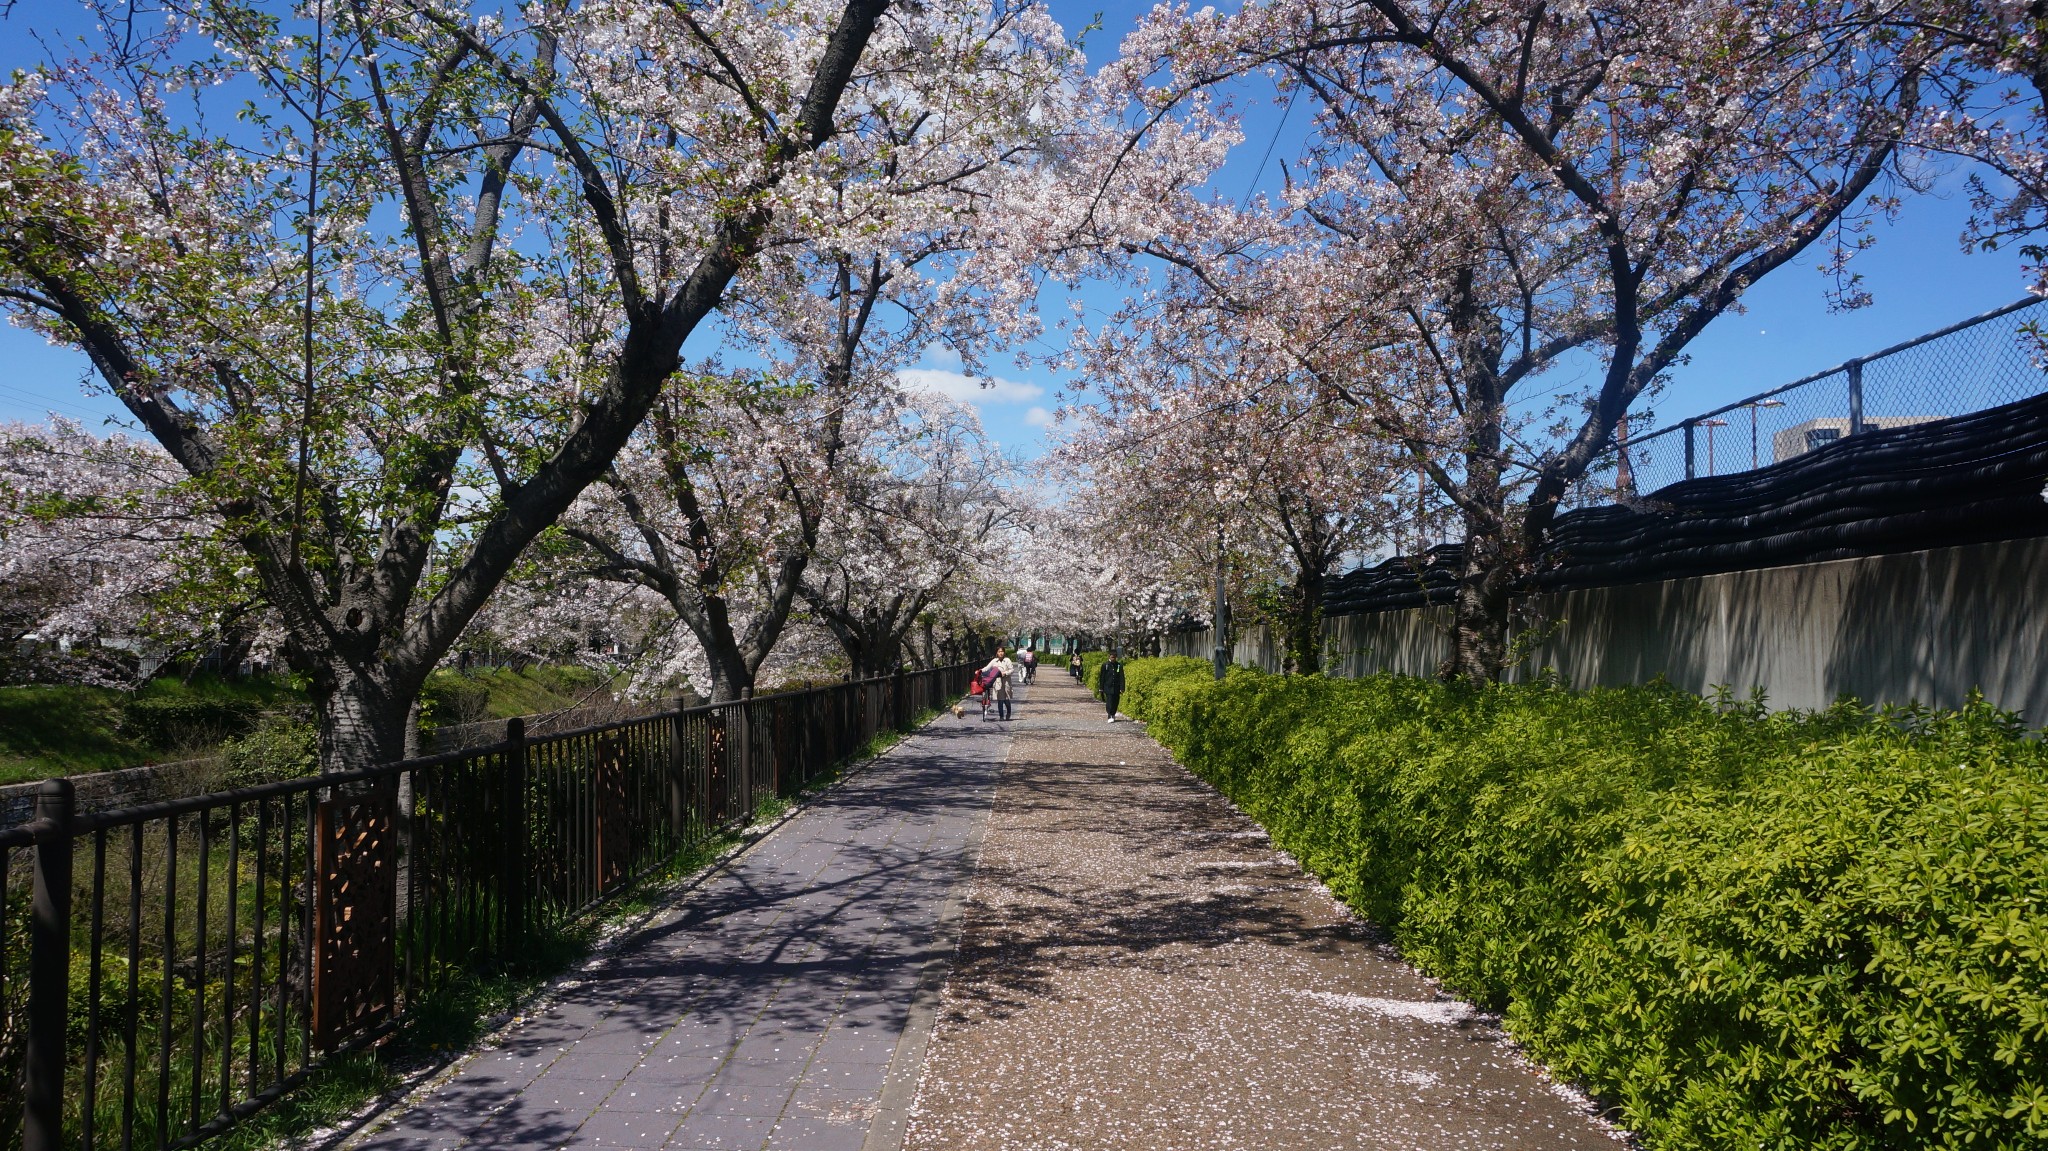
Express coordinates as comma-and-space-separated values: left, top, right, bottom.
1063, 306, 1401, 672
0, 0, 1038, 768
800, 397, 1021, 677
1000, 485, 1210, 657
1073, 0, 1936, 681
0, 418, 273, 684
1909, 0, 2048, 288
521, 0, 1075, 702
459, 562, 673, 681
543, 380, 820, 703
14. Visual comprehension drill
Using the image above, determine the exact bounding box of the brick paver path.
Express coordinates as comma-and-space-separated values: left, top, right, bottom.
899, 674, 1627, 1150
352, 693, 1013, 1151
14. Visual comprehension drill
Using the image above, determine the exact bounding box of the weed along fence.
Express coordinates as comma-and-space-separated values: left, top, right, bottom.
0, 664, 967, 1151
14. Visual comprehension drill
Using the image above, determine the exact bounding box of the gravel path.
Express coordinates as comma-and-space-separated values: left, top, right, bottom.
900, 674, 1627, 1151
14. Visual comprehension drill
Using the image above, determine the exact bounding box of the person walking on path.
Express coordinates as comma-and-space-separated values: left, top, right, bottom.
1020, 648, 1037, 683
982, 647, 1016, 721
1098, 651, 1126, 722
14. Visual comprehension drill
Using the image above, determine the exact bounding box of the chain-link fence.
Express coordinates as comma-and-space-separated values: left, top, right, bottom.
1571, 297, 2048, 504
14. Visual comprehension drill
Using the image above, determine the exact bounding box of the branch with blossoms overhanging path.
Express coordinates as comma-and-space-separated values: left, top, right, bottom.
1042, 0, 1938, 683
518, 1, 1084, 702
0, 0, 968, 770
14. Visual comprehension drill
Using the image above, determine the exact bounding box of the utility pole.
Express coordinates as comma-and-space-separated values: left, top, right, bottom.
1213, 518, 1229, 681
1700, 418, 1729, 476
1749, 399, 1784, 469
1615, 414, 1634, 496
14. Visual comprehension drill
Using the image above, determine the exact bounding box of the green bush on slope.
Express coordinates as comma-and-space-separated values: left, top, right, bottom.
1108, 658, 2048, 1150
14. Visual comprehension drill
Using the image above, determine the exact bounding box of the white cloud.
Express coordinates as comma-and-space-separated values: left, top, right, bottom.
1024, 405, 1054, 428
898, 367, 1045, 406
923, 343, 964, 370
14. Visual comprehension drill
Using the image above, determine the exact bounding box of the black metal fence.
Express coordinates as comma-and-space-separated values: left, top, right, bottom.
1573, 296, 2048, 503
0, 665, 967, 1151
422, 701, 670, 755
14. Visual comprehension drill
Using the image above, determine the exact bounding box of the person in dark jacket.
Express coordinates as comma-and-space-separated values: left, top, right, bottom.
1099, 652, 1126, 722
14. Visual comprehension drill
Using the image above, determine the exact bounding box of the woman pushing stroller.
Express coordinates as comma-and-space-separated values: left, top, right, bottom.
978, 647, 1016, 721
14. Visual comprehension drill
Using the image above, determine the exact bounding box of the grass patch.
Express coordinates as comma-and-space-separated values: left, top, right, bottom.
421, 666, 618, 727
1, 674, 301, 782
1, 667, 624, 785
0, 678, 292, 783
0, 684, 137, 781
1114, 658, 2048, 1151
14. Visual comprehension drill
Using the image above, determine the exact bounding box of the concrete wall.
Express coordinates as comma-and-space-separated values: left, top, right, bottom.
1167, 536, 2048, 722
0, 756, 219, 830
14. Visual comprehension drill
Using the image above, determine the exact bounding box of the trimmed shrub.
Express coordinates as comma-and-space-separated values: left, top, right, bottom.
1078, 649, 1119, 691
217, 717, 318, 789
1110, 659, 2048, 1150
119, 692, 263, 750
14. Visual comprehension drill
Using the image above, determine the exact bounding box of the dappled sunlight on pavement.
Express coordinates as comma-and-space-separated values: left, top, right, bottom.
347, 710, 1007, 1151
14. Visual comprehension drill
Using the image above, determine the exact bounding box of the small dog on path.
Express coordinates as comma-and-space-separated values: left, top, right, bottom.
951, 703, 965, 720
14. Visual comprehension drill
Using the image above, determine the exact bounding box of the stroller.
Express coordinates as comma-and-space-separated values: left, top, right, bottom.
969, 666, 1002, 722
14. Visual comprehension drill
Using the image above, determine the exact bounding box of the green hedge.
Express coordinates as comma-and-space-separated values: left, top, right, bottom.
1105, 658, 2048, 1150
118, 692, 264, 749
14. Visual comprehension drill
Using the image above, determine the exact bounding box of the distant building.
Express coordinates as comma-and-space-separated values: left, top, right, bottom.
1771, 416, 1943, 464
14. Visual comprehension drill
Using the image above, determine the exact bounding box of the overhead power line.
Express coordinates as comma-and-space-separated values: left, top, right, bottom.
1239, 84, 1301, 212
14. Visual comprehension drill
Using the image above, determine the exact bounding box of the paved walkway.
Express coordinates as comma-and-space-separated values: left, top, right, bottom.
899, 675, 1626, 1150
354, 690, 1014, 1151
356, 671, 1624, 1151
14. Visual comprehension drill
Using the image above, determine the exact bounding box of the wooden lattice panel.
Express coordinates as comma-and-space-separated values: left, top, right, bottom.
312, 795, 397, 1051
595, 735, 631, 892
708, 717, 730, 820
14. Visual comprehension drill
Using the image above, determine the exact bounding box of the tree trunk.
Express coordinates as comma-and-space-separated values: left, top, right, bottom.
311, 665, 411, 774
875, 632, 903, 678
1430, 263, 1517, 685
839, 626, 901, 680
215, 621, 258, 678
700, 635, 756, 704
1280, 568, 1324, 675
1445, 508, 1512, 685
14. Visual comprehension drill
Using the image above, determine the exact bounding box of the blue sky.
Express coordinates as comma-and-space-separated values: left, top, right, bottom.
0, 0, 2033, 457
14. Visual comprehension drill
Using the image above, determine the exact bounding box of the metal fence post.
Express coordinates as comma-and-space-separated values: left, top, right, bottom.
1683, 420, 1697, 480
26, 778, 75, 1151
1847, 359, 1865, 436
499, 718, 527, 957
668, 695, 689, 839
739, 689, 754, 813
